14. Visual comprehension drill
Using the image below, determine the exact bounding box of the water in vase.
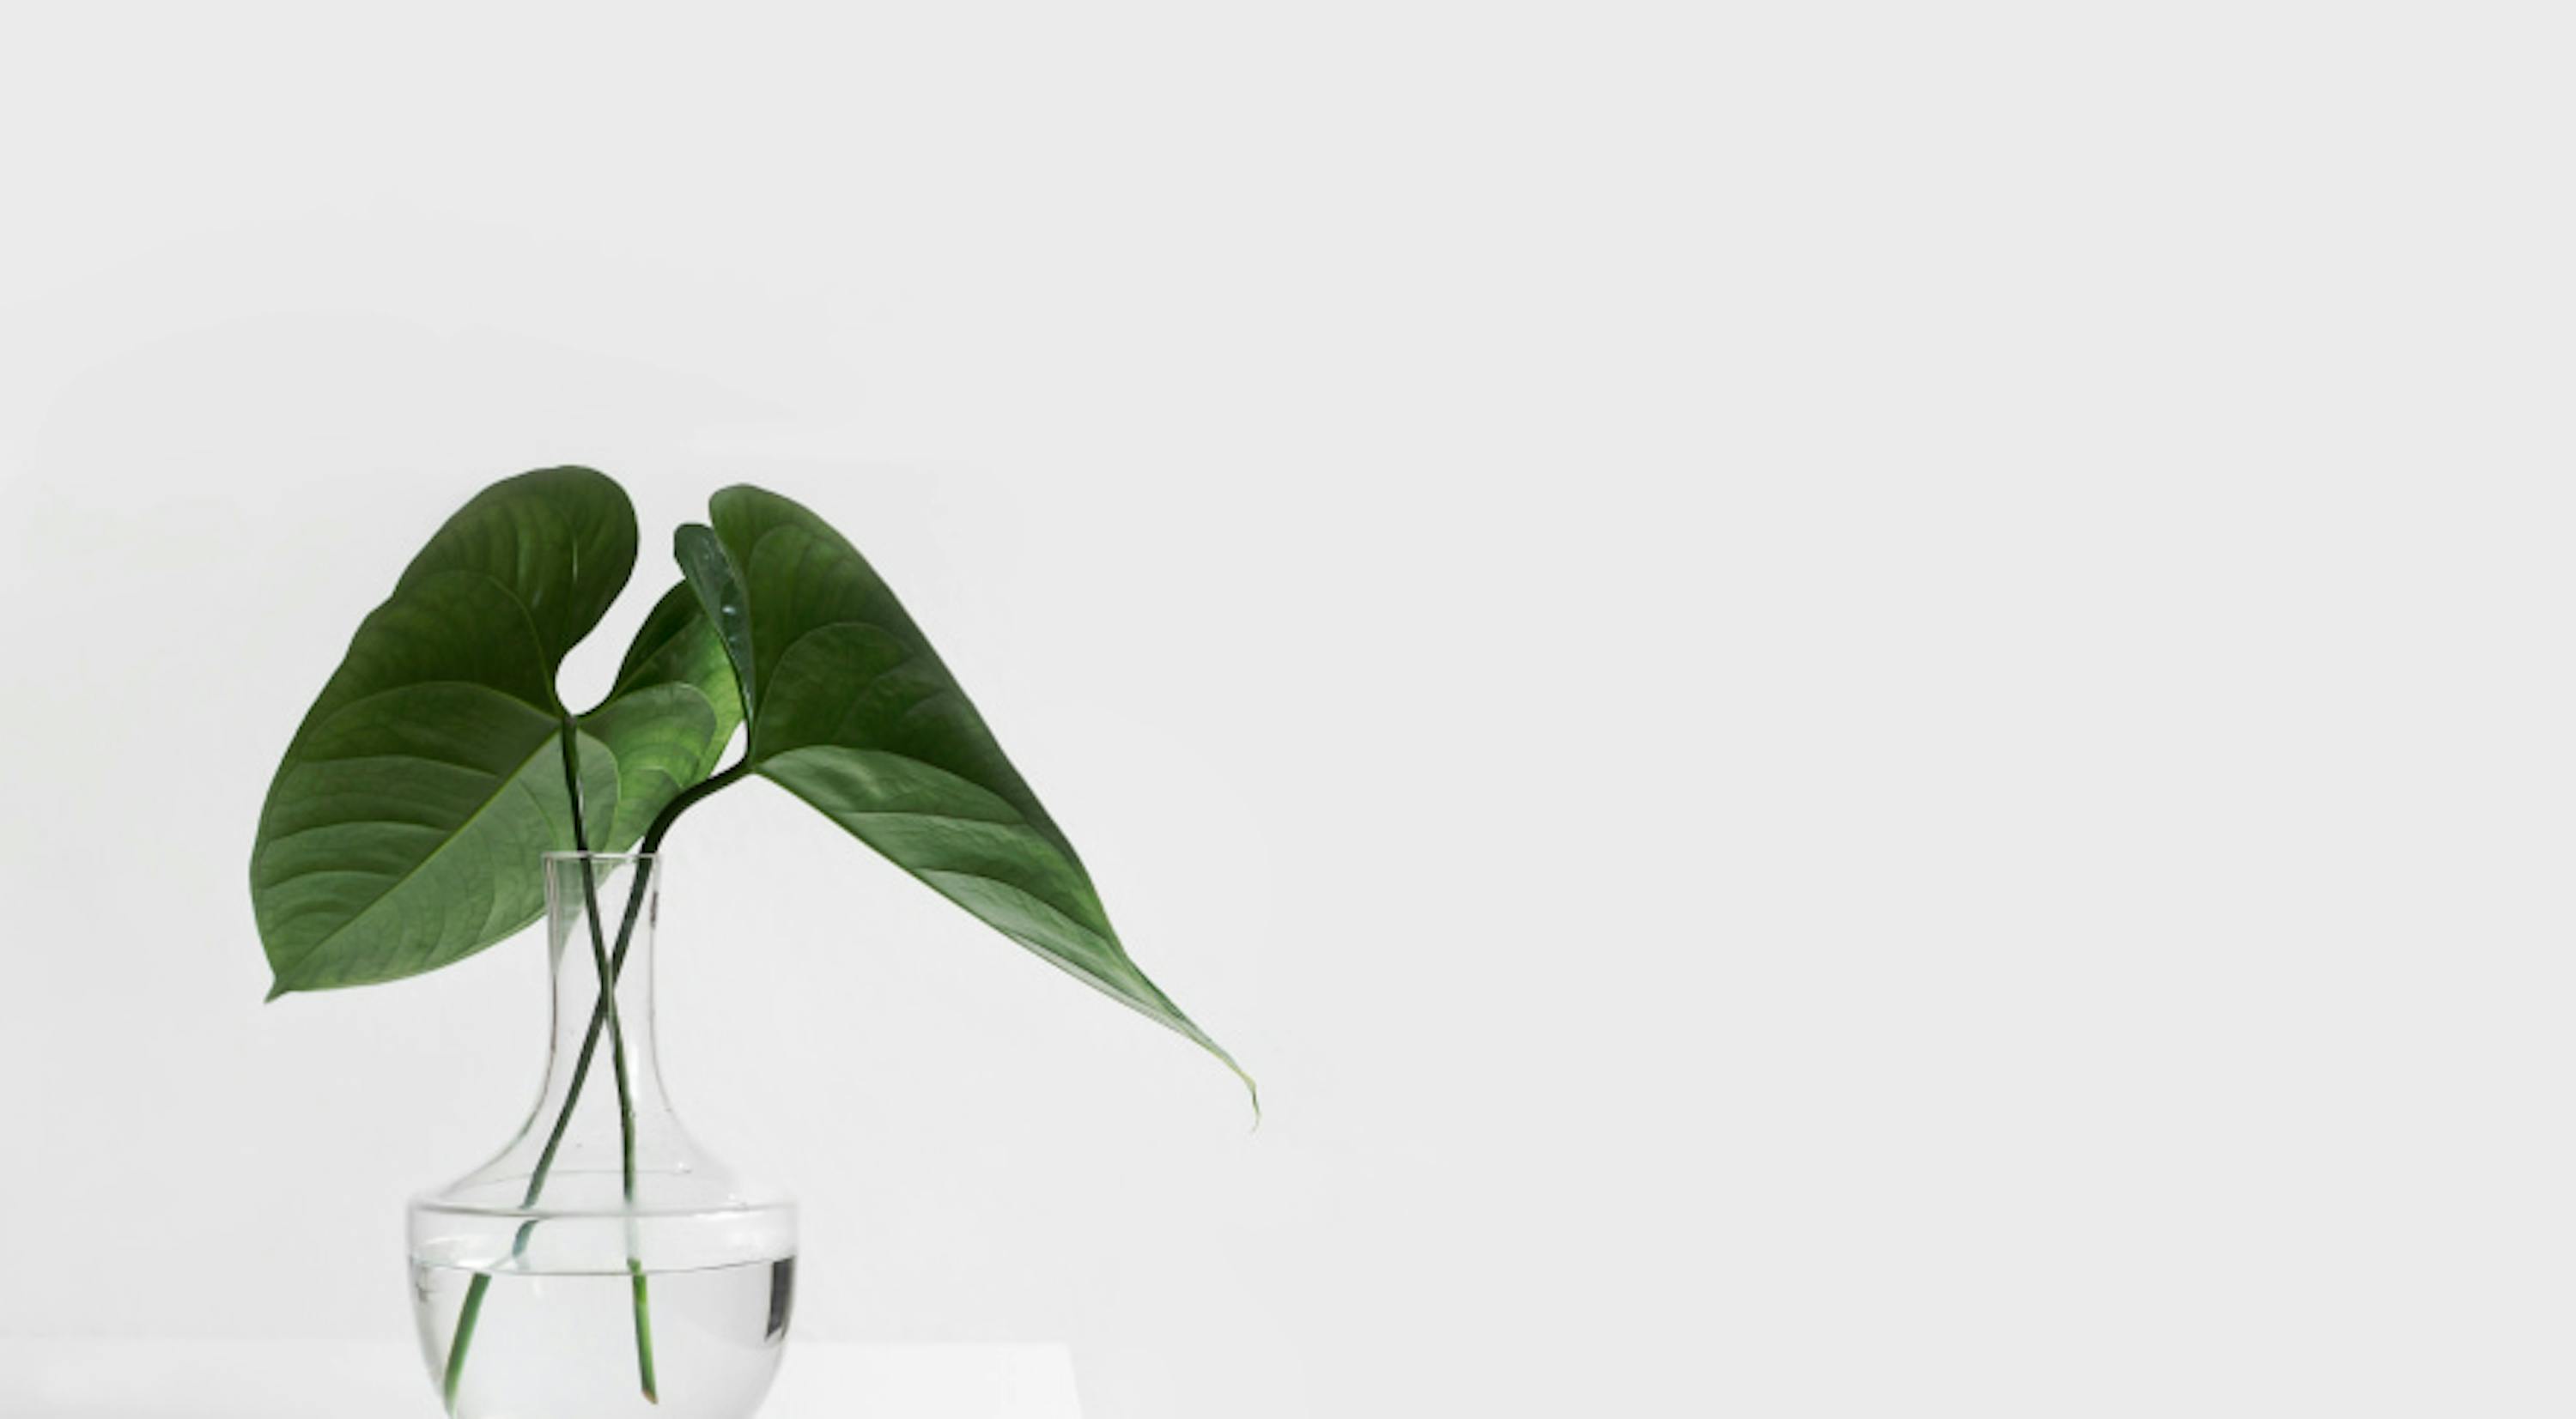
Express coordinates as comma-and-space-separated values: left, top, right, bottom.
413, 1255, 795, 1419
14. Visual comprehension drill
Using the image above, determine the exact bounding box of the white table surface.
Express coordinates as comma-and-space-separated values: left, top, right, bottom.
0, 1338, 1082, 1418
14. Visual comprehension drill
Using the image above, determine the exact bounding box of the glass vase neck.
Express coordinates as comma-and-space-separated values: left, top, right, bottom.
415, 847, 790, 1229
534, 852, 678, 1162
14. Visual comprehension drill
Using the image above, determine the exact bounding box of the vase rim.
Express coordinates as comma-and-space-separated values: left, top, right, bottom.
540, 850, 660, 863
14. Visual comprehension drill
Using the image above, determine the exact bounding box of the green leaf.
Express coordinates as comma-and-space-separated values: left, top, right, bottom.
675, 522, 757, 712
580, 582, 744, 852
398, 465, 638, 670
704, 484, 1252, 1101
252, 469, 639, 996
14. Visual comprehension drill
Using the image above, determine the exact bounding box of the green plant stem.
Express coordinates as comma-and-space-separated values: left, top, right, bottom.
440, 744, 745, 1410
632, 1257, 660, 1399
563, 729, 657, 1404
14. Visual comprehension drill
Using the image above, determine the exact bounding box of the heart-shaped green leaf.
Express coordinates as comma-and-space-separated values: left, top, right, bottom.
252, 468, 639, 996
702, 485, 1251, 1101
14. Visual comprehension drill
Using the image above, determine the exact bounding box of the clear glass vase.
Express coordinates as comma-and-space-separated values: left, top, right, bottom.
409, 852, 797, 1419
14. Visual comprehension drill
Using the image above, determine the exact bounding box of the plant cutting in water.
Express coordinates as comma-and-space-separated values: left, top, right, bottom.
249, 467, 1249, 1414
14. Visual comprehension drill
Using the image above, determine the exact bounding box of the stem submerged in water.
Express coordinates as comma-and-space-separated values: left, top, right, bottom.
632, 1258, 661, 1401
439, 740, 744, 1412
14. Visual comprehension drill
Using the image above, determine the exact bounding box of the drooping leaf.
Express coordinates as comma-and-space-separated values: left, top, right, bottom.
580, 581, 744, 852
251, 468, 639, 996
702, 484, 1250, 1099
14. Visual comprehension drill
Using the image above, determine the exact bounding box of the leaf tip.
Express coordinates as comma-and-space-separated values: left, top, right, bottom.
1194, 1034, 1260, 1129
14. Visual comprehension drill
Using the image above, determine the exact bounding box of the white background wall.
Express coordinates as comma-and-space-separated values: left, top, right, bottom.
3, 3, 2571, 1416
